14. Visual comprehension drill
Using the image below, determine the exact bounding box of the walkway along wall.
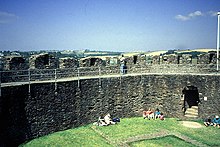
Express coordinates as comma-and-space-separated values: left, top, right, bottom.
0, 74, 220, 146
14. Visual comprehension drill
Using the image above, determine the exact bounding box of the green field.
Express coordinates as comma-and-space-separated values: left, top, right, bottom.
20, 117, 220, 147
130, 135, 195, 147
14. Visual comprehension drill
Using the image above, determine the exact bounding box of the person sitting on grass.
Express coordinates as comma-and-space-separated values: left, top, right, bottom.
204, 117, 213, 127
95, 113, 116, 126
212, 115, 220, 128
159, 113, 165, 121
143, 108, 154, 120
104, 113, 116, 125
155, 108, 161, 119
96, 114, 108, 126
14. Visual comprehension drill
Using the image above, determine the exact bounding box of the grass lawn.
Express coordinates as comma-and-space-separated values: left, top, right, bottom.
130, 135, 196, 147
20, 117, 220, 147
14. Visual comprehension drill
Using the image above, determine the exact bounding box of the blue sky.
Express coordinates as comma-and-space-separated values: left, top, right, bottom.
0, 0, 219, 52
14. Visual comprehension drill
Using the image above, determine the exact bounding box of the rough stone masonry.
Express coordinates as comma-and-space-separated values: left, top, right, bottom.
0, 73, 220, 146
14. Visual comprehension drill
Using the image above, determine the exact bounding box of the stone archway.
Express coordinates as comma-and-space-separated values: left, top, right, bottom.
182, 85, 200, 108
182, 86, 200, 118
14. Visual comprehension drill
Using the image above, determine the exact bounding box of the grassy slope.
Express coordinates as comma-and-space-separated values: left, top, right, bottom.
130, 135, 196, 147
21, 126, 112, 147
20, 117, 220, 147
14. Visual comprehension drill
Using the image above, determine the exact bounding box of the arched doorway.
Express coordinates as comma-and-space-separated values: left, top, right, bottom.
182, 86, 200, 108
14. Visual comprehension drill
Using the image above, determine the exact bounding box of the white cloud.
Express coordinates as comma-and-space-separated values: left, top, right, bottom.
0, 11, 19, 24
175, 10, 220, 21
175, 11, 203, 21
208, 11, 218, 17
189, 11, 203, 17
175, 15, 190, 21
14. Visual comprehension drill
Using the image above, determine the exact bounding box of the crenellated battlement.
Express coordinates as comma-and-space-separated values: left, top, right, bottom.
0, 50, 220, 146
0, 50, 218, 71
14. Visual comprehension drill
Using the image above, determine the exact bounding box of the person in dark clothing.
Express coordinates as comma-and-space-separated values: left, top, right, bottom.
204, 117, 213, 127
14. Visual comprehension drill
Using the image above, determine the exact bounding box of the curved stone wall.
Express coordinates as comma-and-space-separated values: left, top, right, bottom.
0, 74, 220, 146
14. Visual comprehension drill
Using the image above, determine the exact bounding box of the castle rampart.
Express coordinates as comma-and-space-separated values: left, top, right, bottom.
0, 72, 220, 146
0, 49, 219, 146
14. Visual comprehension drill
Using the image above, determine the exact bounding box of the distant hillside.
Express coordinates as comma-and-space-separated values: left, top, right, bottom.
0, 48, 216, 59
83, 49, 122, 57
143, 48, 216, 57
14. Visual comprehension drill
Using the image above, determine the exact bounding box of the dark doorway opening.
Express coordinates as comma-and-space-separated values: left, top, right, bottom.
90, 58, 98, 66
177, 56, 180, 64
133, 56, 137, 64
182, 86, 200, 108
43, 54, 49, 65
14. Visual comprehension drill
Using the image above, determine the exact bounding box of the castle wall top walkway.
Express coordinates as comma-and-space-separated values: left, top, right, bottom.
1, 72, 220, 88
1, 64, 220, 87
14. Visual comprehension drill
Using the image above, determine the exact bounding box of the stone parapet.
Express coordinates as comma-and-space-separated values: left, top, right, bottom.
1, 74, 220, 146
0, 64, 218, 83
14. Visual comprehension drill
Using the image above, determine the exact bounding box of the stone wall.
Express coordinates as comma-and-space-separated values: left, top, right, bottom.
0, 56, 4, 71
0, 64, 218, 83
161, 54, 179, 64
3, 55, 28, 70
59, 57, 79, 68
29, 53, 58, 69
105, 57, 119, 66
1, 51, 219, 72
0, 74, 220, 146
79, 57, 106, 67
197, 52, 217, 64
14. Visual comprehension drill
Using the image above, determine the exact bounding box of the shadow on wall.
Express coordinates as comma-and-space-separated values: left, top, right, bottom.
0, 86, 32, 147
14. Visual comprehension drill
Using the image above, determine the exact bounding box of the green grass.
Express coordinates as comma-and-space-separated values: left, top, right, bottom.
20, 117, 220, 147
130, 135, 196, 147
95, 117, 173, 141
166, 120, 220, 146
20, 126, 112, 147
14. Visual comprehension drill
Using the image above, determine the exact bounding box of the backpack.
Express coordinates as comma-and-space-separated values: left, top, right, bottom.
112, 117, 120, 122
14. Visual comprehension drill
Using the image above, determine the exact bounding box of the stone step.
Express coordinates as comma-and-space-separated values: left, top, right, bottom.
185, 106, 198, 112
185, 109, 198, 114
184, 114, 198, 118
185, 111, 198, 116
185, 108, 198, 112
191, 106, 198, 108
185, 114, 198, 117
184, 114, 198, 117
186, 107, 198, 111
184, 107, 198, 118
190, 106, 198, 110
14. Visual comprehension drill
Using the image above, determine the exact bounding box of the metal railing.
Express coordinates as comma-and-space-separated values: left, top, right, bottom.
0, 66, 120, 84
0, 64, 219, 84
